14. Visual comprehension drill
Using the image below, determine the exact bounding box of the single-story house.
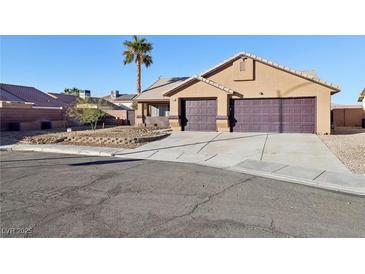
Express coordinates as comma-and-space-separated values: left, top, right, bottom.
331, 104, 364, 128
134, 52, 341, 134
103, 90, 136, 110
76, 96, 135, 126
358, 88, 365, 110
0, 83, 66, 131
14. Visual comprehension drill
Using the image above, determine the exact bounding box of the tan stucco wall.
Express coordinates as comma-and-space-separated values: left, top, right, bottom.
135, 102, 146, 126
169, 81, 230, 131
232, 57, 254, 81
169, 58, 335, 134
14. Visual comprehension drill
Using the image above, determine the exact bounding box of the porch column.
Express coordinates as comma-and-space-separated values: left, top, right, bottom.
169, 97, 181, 131
216, 94, 230, 132
136, 102, 145, 126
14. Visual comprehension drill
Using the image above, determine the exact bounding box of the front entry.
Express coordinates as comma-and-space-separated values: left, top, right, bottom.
181, 99, 217, 131
231, 97, 316, 133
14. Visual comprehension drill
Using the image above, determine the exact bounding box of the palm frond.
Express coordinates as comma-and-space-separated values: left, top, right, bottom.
123, 50, 135, 65
122, 36, 153, 67
142, 54, 153, 67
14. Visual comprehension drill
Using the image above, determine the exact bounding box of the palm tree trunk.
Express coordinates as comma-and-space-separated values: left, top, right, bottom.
137, 60, 141, 95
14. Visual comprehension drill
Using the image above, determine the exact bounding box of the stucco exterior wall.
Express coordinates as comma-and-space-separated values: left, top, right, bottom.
136, 102, 146, 126
168, 58, 335, 134
169, 81, 230, 131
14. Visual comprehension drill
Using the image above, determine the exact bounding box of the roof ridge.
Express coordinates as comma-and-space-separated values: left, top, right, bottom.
158, 76, 189, 80
163, 51, 340, 96
196, 76, 236, 95
239, 51, 340, 90
0, 83, 36, 89
142, 77, 189, 93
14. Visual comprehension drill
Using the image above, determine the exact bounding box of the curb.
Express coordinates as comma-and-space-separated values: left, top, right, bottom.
227, 166, 365, 197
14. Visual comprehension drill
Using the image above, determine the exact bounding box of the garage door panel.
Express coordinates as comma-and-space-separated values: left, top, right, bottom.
232, 98, 315, 133
182, 99, 217, 132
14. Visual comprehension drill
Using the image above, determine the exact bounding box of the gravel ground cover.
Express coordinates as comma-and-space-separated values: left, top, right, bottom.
1, 126, 164, 148
320, 127, 365, 174
0, 126, 94, 146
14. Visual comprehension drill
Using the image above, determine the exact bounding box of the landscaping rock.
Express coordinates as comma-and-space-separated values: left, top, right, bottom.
17, 126, 169, 149
320, 128, 365, 174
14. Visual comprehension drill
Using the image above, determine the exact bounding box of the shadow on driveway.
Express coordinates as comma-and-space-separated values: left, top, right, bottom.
69, 158, 142, 166
0, 155, 93, 163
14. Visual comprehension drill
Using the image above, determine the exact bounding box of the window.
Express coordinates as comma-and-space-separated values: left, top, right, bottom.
8, 122, 20, 131
41, 121, 52, 130
240, 59, 246, 71
149, 104, 169, 117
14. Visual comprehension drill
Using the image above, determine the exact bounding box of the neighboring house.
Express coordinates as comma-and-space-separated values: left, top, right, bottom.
76, 97, 135, 126
134, 52, 341, 134
102, 90, 136, 110
48, 92, 78, 108
0, 83, 66, 131
358, 88, 365, 110
331, 104, 364, 128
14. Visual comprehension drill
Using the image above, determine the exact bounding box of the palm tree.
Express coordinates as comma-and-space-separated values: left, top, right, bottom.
123, 36, 153, 95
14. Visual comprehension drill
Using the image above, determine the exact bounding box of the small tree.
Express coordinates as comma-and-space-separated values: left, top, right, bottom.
131, 101, 138, 110
67, 99, 105, 130
64, 87, 82, 96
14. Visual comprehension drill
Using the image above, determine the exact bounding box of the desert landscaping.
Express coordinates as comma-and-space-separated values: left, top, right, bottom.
320, 127, 365, 174
1, 126, 168, 148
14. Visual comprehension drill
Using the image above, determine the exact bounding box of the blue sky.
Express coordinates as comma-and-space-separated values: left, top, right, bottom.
1, 35, 364, 104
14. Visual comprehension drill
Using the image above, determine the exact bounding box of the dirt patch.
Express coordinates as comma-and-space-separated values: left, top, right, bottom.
17, 126, 168, 148
320, 127, 365, 174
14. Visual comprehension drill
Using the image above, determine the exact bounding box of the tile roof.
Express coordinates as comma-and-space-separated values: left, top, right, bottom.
103, 94, 137, 101
80, 97, 131, 111
196, 76, 237, 94
331, 104, 363, 109
163, 52, 341, 96
135, 77, 189, 101
358, 88, 365, 102
48, 92, 78, 107
0, 83, 62, 107
0, 88, 26, 102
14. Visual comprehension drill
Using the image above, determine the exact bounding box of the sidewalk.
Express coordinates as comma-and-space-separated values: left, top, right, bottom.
2, 142, 365, 196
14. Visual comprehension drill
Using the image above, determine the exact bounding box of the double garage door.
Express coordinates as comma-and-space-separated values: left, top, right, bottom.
181, 97, 315, 133
231, 98, 316, 133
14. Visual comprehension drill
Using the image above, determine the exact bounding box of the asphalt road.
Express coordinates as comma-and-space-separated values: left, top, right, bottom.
1, 151, 364, 237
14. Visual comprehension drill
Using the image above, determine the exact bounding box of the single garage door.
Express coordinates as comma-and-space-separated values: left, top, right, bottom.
231, 97, 315, 133
181, 99, 217, 131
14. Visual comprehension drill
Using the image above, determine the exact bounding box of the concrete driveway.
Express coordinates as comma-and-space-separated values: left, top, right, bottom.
116, 132, 349, 173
